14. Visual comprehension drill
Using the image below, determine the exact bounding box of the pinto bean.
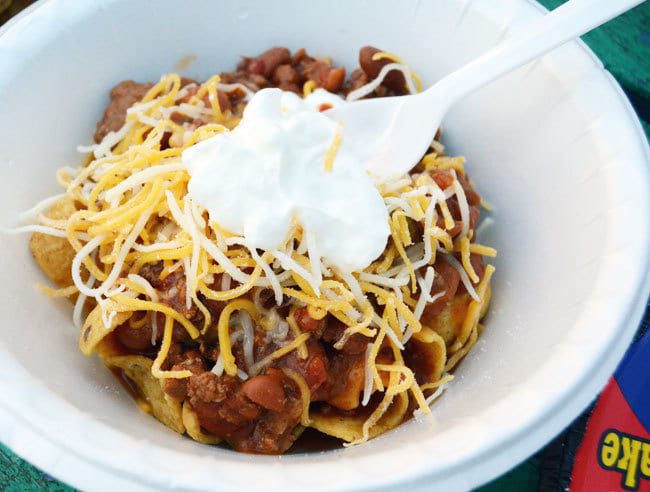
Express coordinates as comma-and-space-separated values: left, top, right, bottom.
359, 45, 407, 92
292, 48, 307, 64
114, 322, 159, 351
249, 47, 291, 77
272, 64, 299, 86
188, 373, 262, 436
294, 306, 322, 332
241, 374, 286, 412
323, 66, 346, 92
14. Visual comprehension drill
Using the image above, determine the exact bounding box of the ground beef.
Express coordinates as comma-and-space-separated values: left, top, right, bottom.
94, 81, 152, 143
187, 369, 303, 454
422, 256, 461, 318
139, 262, 197, 320
162, 350, 206, 400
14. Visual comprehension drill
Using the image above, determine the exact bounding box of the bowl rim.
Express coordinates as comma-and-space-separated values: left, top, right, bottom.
0, 0, 649, 490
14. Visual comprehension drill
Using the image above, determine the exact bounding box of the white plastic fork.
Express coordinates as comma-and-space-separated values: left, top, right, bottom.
326, 0, 644, 180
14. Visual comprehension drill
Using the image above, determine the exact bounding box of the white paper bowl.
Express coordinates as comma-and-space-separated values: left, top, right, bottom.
0, 0, 648, 490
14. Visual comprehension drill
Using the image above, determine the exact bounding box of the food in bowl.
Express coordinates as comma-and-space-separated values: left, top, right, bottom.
21, 46, 495, 454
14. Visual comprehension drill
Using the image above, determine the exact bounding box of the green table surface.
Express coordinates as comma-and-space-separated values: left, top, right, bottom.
1, 0, 649, 490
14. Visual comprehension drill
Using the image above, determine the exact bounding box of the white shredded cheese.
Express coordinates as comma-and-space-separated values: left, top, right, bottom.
73, 272, 96, 330
78, 207, 153, 298
132, 240, 185, 253
272, 249, 321, 296
451, 171, 470, 239
165, 190, 250, 284
1, 225, 70, 238
440, 251, 479, 301
240, 311, 255, 370
220, 273, 232, 291
346, 63, 417, 102
361, 344, 374, 406
359, 272, 409, 289
17, 193, 67, 225
104, 162, 184, 206
78, 121, 134, 159
128, 274, 159, 302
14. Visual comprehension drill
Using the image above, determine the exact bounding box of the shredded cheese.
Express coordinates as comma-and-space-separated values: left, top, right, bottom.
20, 60, 498, 449
346, 63, 417, 101
281, 368, 311, 426
217, 299, 258, 377
250, 333, 311, 375
152, 315, 193, 379
323, 124, 342, 172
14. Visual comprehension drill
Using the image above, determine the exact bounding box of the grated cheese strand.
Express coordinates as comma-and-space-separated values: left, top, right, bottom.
281, 368, 312, 426
217, 299, 258, 377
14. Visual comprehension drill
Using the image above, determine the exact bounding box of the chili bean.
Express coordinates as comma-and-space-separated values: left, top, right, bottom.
294, 306, 322, 332
423, 256, 461, 317
114, 322, 159, 351
249, 47, 291, 78
359, 45, 407, 92
241, 374, 286, 412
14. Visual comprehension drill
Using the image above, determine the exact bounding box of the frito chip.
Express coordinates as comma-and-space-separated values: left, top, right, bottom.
309, 391, 409, 443
79, 300, 132, 356
406, 336, 447, 385
421, 293, 472, 345
480, 284, 492, 320
106, 355, 185, 434
29, 197, 77, 288
182, 402, 220, 445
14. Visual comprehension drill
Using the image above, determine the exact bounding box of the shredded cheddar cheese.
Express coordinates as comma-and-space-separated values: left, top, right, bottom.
302, 80, 317, 97
459, 236, 479, 283
281, 367, 312, 426
36, 284, 79, 298
152, 315, 193, 379
323, 124, 342, 172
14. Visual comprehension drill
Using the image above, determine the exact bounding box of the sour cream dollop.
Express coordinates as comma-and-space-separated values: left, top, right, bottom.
182, 88, 389, 272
